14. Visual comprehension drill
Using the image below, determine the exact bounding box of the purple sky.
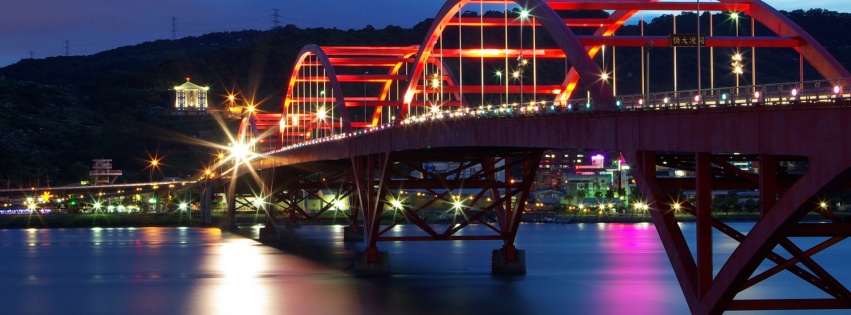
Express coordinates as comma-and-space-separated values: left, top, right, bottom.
1, 0, 850, 67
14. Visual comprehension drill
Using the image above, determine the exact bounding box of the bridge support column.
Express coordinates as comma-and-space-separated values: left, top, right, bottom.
200, 179, 213, 225
343, 225, 364, 242
345, 192, 363, 242
259, 168, 283, 241
221, 167, 239, 231
353, 247, 389, 276
489, 151, 541, 275
758, 154, 777, 216
221, 188, 238, 231
259, 226, 288, 242
492, 245, 526, 275
695, 153, 713, 296
351, 153, 392, 275
625, 148, 851, 314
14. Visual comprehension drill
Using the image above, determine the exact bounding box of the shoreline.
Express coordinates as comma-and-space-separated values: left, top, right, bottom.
0, 212, 800, 229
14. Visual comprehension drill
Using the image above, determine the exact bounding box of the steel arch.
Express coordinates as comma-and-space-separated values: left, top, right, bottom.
283, 44, 349, 139
282, 45, 419, 143
236, 113, 283, 153
400, 0, 617, 120
737, 0, 850, 80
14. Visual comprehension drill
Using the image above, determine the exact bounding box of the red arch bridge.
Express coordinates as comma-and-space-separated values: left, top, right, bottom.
220, 1, 851, 314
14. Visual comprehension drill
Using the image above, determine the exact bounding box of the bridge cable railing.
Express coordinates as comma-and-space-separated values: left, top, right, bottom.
617, 78, 851, 110
261, 79, 851, 156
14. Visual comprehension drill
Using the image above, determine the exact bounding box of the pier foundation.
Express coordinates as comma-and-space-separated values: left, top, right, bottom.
492, 246, 526, 275
343, 225, 364, 242
353, 250, 389, 276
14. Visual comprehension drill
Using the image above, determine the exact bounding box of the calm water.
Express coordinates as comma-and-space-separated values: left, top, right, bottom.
0, 223, 848, 315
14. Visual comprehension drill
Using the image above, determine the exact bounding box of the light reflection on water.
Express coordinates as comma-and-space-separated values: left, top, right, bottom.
0, 223, 847, 314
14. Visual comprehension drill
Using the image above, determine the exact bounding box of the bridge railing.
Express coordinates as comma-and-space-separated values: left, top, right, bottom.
263, 79, 851, 155
616, 78, 850, 110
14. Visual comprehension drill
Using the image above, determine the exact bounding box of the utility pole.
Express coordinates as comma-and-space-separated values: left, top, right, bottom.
64, 40, 70, 56
272, 9, 281, 28
171, 17, 178, 40
28, 51, 34, 59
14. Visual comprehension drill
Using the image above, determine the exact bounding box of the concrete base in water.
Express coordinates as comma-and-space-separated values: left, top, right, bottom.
283, 219, 301, 229
491, 248, 526, 275
343, 225, 364, 242
258, 226, 286, 242
353, 250, 389, 276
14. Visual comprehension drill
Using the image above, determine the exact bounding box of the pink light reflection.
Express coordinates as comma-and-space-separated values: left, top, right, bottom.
593, 223, 681, 315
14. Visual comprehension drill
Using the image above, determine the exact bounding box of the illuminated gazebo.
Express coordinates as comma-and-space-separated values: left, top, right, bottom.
173, 78, 209, 115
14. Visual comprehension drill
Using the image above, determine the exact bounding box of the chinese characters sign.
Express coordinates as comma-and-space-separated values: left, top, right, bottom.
668, 34, 706, 47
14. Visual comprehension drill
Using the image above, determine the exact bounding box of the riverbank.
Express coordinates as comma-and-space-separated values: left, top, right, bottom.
0, 212, 826, 229
0, 212, 201, 229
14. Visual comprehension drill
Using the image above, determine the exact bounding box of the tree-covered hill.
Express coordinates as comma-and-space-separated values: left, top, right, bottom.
0, 22, 432, 187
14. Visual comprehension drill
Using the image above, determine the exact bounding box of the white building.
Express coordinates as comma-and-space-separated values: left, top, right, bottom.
173, 79, 209, 114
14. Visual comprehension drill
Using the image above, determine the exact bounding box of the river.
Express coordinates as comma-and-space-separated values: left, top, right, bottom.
0, 222, 846, 315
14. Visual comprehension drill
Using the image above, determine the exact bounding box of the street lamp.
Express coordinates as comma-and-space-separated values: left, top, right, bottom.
495, 70, 503, 105
149, 159, 159, 182
644, 41, 653, 105
217, 152, 225, 175
731, 12, 741, 93
731, 53, 744, 93
731, 12, 739, 37
515, 58, 527, 103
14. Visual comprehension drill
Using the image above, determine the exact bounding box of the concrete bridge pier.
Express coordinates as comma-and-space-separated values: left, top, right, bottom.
343, 225, 364, 242
258, 225, 288, 242
353, 247, 389, 276
492, 245, 526, 274
221, 186, 238, 231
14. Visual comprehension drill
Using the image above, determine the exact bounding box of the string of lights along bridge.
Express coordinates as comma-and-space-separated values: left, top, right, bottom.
220, 1, 851, 315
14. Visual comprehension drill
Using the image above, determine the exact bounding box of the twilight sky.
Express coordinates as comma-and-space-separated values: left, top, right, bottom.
1, 0, 850, 67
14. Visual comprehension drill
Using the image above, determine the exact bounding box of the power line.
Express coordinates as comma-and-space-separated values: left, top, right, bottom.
273, 9, 281, 28
171, 17, 178, 40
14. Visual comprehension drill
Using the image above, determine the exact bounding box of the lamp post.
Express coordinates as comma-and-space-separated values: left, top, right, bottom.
495, 70, 503, 105
732, 12, 741, 93
149, 159, 158, 182
217, 152, 225, 176
732, 12, 739, 38
644, 41, 653, 105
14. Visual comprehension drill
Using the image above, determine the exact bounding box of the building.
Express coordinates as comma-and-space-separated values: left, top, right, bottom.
173, 78, 209, 114
89, 159, 122, 185
534, 150, 636, 208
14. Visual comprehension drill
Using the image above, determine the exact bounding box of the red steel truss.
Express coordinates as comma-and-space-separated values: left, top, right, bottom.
349, 150, 542, 272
